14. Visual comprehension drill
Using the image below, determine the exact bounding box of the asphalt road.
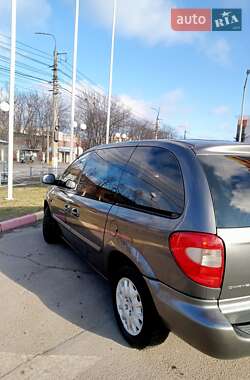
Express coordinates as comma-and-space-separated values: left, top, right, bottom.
0, 224, 250, 380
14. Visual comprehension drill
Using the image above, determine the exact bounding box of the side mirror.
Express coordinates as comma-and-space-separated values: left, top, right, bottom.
42, 173, 56, 185
65, 179, 77, 190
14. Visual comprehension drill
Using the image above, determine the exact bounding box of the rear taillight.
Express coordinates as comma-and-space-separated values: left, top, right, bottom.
169, 232, 225, 288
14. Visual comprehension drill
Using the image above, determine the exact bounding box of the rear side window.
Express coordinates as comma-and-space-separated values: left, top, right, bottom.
199, 155, 250, 228
116, 146, 184, 218
77, 147, 134, 203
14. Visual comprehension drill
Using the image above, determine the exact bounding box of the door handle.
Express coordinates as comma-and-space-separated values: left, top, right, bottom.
71, 207, 80, 217
64, 204, 71, 212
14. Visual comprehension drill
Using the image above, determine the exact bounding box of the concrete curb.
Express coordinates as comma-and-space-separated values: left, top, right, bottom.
0, 211, 43, 233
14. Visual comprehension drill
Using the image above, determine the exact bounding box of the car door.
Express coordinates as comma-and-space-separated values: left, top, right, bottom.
66, 146, 135, 272
49, 157, 86, 243
104, 146, 185, 284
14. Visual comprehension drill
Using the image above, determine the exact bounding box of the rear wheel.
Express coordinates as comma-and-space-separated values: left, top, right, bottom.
43, 207, 60, 244
112, 265, 168, 348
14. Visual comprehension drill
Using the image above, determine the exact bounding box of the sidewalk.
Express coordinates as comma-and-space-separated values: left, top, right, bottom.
0, 211, 43, 233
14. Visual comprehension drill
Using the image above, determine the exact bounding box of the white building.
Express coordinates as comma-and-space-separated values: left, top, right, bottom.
236, 117, 250, 142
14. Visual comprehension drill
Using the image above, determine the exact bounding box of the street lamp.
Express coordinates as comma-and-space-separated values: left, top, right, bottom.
238, 69, 250, 142
106, 0, 117, 144
7, 0, 16, 200
35, 32, 56, 50
70, 0, 80, 163
0, 101, 10, 113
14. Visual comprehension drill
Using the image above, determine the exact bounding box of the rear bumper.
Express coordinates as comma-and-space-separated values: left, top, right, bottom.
145, 278, 250, 359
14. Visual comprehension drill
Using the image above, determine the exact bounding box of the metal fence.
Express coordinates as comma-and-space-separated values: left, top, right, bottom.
0, 162, 66, 187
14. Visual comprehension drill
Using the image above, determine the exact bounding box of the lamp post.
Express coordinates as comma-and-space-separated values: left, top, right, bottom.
106, 0, 117, 144
0, 101, 10, 113
35, 32, 58, 169
7, 0, 16, 200
70, 0, 80, 163
238, 69, 250, 142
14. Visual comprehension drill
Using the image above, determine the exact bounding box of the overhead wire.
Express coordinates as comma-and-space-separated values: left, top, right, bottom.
0, 34, 150, 125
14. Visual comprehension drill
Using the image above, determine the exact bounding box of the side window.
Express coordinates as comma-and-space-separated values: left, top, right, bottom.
117, 147, 184, 217
77, 147, 134, 203
59, 154, 89, 189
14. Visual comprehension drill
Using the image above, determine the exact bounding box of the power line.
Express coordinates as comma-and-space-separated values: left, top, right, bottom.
0, 43, 102, 96
1, 34, 102, 90
0, 65, 50, 84
0, 34, 106, 99
0, 32, 52, 60
0, 43, 50, 67
0, 34, 153, 127
0, 54, 51, 79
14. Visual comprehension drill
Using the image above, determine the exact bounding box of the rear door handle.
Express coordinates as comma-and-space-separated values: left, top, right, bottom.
71, 207, 80, 217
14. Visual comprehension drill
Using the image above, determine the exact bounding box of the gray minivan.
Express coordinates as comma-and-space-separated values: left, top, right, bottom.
42, 139, 250, 359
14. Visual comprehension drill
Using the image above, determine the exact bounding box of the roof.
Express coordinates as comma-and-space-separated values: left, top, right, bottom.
0, 139, 8, 145
86, 139, 250, 156
174, 139, 250, 154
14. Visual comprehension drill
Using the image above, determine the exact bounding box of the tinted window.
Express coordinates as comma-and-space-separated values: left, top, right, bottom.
199, 155, 250, 228
117, 147, 184, 217
59, 155, 88, 188
77, 147, 134, 203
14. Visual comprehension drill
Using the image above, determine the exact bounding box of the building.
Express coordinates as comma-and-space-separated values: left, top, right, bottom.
58, 132, 83, 164
12, 131, 83, 163
236, 117, 250, 142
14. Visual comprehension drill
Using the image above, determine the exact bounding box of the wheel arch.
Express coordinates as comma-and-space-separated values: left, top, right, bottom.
44, 200, 49, 211
107, 250, 142, 281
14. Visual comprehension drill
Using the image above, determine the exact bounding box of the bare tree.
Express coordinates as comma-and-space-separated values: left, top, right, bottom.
1, 84, 178, 153
76, 90, 131, 149
13, 91, 70, 151
75, 87, 178, 149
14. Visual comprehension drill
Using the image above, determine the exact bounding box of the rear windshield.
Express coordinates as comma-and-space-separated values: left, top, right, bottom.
199, 155, 250, 228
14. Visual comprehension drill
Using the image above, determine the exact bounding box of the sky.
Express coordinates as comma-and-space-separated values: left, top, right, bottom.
0, 0, 249, 140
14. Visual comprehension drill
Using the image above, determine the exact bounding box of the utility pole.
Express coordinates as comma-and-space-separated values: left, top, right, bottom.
238, 69, 250, 142
52, 46, 59, 170
184, 129, 187, 140
46, 125, 49, 164
7, 0, 16, 200
35, 32, 59, 170
153, 107, 160, 140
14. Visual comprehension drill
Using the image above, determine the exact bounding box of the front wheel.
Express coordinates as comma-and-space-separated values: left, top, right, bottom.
43, 207, 60, 244
112, 265, 168, 348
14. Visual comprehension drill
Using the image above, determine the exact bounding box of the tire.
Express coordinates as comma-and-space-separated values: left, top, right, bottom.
43, 207, 60, 244
112, 265, 168, 349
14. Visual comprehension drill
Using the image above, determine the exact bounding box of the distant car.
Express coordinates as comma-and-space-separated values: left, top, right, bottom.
42, 139, 250, 359
0, 171, 7, 184
20, 152, 35, 163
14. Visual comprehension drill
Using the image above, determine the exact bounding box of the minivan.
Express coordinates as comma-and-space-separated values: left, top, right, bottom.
42, 139, 250, 359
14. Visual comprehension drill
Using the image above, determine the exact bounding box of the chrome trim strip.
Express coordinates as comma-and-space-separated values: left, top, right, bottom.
53, 215, 101, 252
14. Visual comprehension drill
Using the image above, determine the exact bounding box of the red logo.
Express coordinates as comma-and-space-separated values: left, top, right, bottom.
171, 8, 211, 31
